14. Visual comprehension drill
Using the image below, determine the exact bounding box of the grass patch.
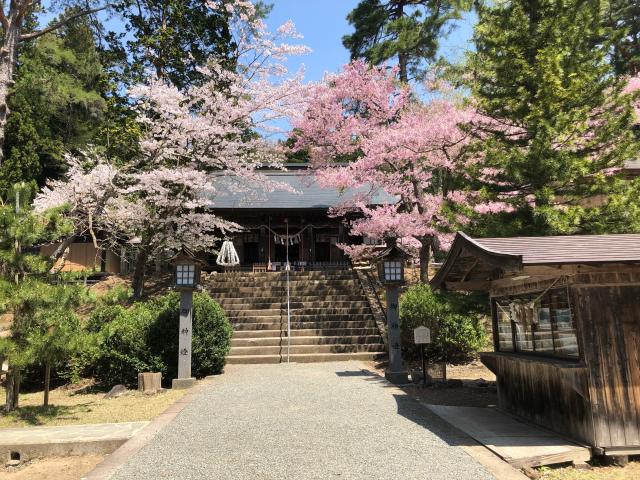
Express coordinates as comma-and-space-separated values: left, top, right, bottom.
535, 462, 640, 480
0, 380, 188, 428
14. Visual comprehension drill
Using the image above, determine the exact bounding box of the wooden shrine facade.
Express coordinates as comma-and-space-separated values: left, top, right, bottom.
431, 232, 640, 455
207, 167, 395, 271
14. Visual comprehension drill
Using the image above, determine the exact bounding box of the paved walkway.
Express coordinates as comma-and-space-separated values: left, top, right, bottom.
108, 362, 495, 480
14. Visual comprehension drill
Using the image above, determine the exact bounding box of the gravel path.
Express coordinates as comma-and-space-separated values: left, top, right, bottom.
110, 362, 495, 480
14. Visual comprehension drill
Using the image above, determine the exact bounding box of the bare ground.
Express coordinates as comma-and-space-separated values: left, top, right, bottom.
366, 359, 499, 408
0, 455, 103, 480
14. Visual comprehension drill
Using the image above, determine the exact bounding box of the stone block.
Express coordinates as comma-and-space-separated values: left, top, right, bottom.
172, 378, 196, 390
138, 372, 162, 394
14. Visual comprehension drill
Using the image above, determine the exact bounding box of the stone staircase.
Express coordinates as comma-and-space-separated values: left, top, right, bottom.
203, 270, 387, 364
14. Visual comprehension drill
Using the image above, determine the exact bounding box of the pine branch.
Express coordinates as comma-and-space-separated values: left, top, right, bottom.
18, 6, 106, 42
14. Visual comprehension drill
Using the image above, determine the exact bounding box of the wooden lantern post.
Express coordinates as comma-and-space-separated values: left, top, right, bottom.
170, 248, 203, 389
377, 238, 409, 384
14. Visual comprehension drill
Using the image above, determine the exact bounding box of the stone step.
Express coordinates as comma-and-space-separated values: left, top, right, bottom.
230, 314, 375, 324
205, 279, 359, 288
226, 351, 386, 365
210, 271, 355, 280
207, 286, 361, 295
227, 307, 372, 318
217, 300, 371, 310
232, 320, 377, 331
215, 294, 366, 304
231, 335, 384, 347
228, 343, 386, 356
232, 327, 381, 338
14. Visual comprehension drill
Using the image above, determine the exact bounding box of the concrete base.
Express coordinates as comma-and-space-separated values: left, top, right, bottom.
172, 378, 196, 390
0, 422, 148, 463
385, 369, 409, 384
426, 405, 591, 468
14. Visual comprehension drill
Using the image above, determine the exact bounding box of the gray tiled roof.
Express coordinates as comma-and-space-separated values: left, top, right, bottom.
474, 233, 640, 264
207, 172, 397, 210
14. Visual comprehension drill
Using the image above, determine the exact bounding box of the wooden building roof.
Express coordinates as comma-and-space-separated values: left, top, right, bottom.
431, 232, 640, 291
208, 170, 397, 211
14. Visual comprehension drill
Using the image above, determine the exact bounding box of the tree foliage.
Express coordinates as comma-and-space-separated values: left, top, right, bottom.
468, 0, 640, 236
343, 0, 472, 81
607, 0, 640, 76
0, 14, 108, 198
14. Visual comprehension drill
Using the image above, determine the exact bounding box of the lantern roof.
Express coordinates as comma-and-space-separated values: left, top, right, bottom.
168, 247, 207, 266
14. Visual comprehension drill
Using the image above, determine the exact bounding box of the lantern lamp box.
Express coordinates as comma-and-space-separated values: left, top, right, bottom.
169, 247, 206, 290
414, 326, 431, 344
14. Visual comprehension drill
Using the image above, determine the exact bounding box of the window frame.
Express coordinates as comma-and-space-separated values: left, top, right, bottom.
491, 287, 580, 362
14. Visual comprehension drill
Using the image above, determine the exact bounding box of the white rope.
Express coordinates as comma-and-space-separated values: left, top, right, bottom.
216, 240, 240, 266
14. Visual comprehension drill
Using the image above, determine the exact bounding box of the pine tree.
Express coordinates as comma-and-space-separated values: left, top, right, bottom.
0, 183, 75, 411
342, 0, 472, 82
607, 0, 640, 76
469, 0, 640, 236
104, 0, 258, 90
0, 14, 108, 198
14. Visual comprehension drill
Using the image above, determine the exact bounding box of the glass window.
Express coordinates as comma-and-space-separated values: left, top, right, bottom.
533, 304, 554, 354
511, 301, 534, 352
549, 291, 578, 357
176, 264, 195, 286
495, 302, 513, 352
494, 287, 578, 359
384, 261, 402, 281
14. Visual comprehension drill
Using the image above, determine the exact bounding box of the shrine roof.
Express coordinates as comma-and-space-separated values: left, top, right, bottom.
431, 232, 640, 291
207, 170, 397, 210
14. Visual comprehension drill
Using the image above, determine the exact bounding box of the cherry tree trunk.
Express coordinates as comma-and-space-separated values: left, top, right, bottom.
0, 20, 20, 164
419, 237, 431, 284
132, 250, 148, 299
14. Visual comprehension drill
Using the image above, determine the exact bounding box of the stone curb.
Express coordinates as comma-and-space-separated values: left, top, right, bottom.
82, 378, 213, 480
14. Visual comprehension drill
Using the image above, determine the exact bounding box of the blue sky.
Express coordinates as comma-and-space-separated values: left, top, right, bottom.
264, 0, 476, 82
41, 1, 476, 83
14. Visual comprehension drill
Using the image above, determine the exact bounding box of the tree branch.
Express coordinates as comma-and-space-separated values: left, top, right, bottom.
18, 6, 106, 42
0, 3, 8, 32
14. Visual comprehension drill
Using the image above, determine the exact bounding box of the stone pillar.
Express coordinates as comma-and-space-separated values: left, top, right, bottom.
385, 286, 408, 384
172, 290, 196, 389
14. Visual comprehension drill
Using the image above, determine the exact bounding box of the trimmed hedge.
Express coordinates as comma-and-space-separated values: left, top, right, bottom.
85, 292, 232, 387
399, 284, 488, 364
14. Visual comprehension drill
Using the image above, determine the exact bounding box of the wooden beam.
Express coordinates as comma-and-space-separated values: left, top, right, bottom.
444, 280, 491, 291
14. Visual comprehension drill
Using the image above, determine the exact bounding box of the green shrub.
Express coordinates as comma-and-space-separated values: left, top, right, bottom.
149, 292, 233, 380
399, 284, 488, 364
86, 291, 232, 387
87, 301, 165, 386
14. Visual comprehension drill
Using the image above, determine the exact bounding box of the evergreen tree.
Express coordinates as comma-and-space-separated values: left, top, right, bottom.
469, 0, 640, 236
0, 14, 108, 198
607, 0, 640, 76
104, 0, 256, 90
342, 0, 472, 82
0, 182, 74, 411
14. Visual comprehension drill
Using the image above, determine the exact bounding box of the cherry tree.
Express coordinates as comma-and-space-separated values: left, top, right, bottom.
294, 61, 507, 282
35, 0, 310, 297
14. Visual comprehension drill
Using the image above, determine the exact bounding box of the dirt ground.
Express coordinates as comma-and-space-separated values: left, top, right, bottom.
0, 455, 103, 480
0, 379, 187, 428
366, 359, 499, 407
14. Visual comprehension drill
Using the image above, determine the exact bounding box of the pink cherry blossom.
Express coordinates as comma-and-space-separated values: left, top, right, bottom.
293, 61, 509, 279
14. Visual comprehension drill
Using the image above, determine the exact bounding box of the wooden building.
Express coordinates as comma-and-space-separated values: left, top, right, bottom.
42, 165, 395, 273
431, 232, 640, 456
200, 165, 394, 271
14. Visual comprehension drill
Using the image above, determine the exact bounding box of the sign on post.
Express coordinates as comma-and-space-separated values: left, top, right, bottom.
414, 326, 431, 388
414, 326, 431, 345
